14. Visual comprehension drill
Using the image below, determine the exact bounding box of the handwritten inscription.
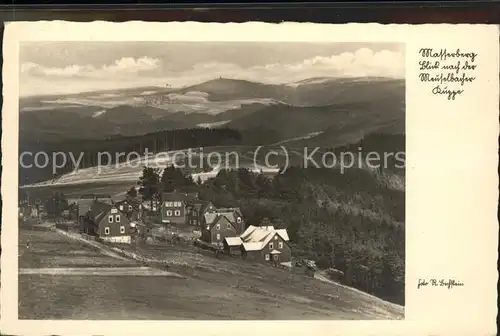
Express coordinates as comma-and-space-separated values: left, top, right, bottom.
418, 48, 478, 100
417, 278, 464, 289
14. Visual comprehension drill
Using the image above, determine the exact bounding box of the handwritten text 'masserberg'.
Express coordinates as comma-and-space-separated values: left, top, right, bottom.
419, 48, 478, 63
418, 48, 478, 100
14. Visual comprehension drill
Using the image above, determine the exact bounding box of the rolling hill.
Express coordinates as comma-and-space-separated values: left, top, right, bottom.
175, 77, 404, 107
19, 76, 405, 143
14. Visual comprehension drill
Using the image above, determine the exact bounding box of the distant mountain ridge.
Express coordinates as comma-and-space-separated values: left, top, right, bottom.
19, 76, 405, 145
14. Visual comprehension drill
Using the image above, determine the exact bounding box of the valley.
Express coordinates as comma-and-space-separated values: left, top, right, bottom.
19, 76, 405, 186
19, 77, 404, 142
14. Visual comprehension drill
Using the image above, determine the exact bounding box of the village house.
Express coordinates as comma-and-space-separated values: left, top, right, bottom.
77, 194, 113, 233
201, 210, 244, 248
114, 198, 141, 221
160, 191, 198, 225
186, 200, 216, 227
215, 208, 245, 233
83, 201, 132, 244
224, 225, 291, 265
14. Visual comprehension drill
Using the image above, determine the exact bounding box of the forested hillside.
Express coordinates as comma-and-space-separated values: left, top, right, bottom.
137, 163, 405, 305
19, 128, 243, 185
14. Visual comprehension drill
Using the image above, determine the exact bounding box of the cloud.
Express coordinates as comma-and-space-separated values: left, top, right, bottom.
20, 48, 404, 96
190, 48, 405, 83
20, 56, 160, 79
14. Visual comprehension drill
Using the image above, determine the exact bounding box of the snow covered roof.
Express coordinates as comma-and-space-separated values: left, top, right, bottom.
239, 225, 290, 251
275, 229, 290, 241
224, 237, 242, 246
240, 225, 274, 242
242, 242, 263, 251
269, 249, 281, 255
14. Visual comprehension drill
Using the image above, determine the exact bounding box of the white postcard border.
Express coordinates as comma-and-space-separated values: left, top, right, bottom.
2, 21, 499, 336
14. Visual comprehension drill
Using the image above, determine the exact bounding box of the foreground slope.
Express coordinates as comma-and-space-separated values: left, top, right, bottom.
19, 226, 404, 320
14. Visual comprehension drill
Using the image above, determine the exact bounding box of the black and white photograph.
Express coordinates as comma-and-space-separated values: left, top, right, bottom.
17, 40, 406, 320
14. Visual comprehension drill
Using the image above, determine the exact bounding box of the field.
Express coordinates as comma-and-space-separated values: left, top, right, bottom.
19, 224, 404, 320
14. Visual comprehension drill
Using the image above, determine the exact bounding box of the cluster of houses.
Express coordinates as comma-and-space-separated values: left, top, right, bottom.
158, 191, 291, 265
19, 190, 292, 266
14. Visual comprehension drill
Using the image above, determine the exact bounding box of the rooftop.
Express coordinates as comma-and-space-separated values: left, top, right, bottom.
239, 225, 290, 251
224, 237, 242, 246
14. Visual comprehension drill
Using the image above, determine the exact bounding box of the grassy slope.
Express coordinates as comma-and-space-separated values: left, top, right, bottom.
18, 226, 403, 320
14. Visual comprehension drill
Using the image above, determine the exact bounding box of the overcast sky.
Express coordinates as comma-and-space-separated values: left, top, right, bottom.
20, 42, 405, 97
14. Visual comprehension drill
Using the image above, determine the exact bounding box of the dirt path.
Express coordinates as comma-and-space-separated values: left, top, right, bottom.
19, 266, 185, 277
54, 228, 130, 261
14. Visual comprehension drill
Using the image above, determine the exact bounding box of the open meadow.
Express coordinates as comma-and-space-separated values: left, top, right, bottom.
19, 224, 404, 320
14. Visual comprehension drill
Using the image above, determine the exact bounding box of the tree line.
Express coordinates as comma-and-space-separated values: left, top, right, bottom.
19, 127, 242, 185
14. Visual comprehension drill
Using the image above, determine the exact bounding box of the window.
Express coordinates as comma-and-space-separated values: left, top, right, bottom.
174, 201, 182, 207
166, 210, 172, 216
273, 255, 279, 261
216, 224, 220, 230
104, 227, 110, 235
193, 220, 197, 225
120, 226, 125, 234
119, 205, 124, 211
216, 233, 221, 240
278, 242, 283, 249
193, 211, 197, 216
274, 235, 278, 240
108, 216, 114, 223
236, 217, 242, 223
227, 224, 231, 229
128, 205, 132, 211
165, 201, 173, 207
269, 243, 274, 249
265, 254, 270, 261
174, 210, 181, 216
115, 215, 121, 223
